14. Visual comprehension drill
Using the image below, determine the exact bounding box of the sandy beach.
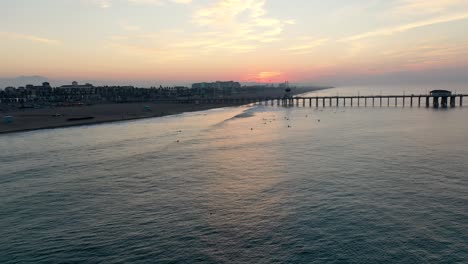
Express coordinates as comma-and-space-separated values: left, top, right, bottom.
0, 102, 242, 134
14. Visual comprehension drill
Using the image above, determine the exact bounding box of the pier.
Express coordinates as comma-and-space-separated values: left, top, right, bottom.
166, 92, 466, 109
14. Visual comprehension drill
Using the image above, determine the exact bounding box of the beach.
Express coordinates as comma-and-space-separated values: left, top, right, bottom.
0, 102, 242, 134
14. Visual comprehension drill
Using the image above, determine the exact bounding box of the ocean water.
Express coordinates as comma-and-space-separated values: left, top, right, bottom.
1, 85, 468, 263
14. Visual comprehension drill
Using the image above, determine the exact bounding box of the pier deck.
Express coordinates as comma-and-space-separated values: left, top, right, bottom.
165, 94, 466, 108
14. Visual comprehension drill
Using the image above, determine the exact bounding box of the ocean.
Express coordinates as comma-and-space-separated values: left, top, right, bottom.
1, 84, 467, 263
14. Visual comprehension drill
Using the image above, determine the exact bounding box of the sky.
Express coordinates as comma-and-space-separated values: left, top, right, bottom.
1, 0, 468, 86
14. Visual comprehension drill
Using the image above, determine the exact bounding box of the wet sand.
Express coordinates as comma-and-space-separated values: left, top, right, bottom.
0, 102, 241, 134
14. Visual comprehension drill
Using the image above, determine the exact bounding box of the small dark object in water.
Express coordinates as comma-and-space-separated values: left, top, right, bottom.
67, 116, 94, 122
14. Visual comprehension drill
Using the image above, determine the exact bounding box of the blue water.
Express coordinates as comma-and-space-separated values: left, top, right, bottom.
1, 85, 468, 263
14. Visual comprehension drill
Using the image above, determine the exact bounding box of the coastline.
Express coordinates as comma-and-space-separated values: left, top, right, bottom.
0, 102, 245, 135
0, 87, 331, 135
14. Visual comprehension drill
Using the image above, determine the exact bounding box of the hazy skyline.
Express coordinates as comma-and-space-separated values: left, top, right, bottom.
2, 0, 468, 85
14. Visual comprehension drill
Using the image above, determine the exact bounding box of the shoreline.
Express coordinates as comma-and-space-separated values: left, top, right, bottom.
0, 87, 331, 135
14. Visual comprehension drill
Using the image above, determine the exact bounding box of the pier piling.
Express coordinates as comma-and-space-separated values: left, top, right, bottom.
227, 93, 465, 110
441, 96, 448, 108
434, 97, 439, 108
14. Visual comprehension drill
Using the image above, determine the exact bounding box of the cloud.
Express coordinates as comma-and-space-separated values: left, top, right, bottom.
284, 38, 329, 54
192, 0, 291, 43
243, 71, 284, 82
391, 0, 468, 16
193, 0, 267, 26
0, 32, 61, 45
379, 42, 468, 69
257, 71, 282, 78
87, 0, 111, 8
342, 12, 468, 41
110, 0, 295, 60
111, 29, 259, 59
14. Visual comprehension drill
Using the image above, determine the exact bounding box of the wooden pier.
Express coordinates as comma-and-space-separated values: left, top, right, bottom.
165, 94, 466, 109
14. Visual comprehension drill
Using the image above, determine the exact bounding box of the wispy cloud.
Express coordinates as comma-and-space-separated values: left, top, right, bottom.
111, 29, 259, 59
243, 71, 284, 82
0, 32, 61, 45
192, 0, 292, 43
194, 0, 267, 26
89, 0, 111, 8
110, 0, 295, 60
381, 42, 468, 67
257, 71, 282, 78
284, 38, 329, 54
342, 12, 468, 41
390, 0, 468, 16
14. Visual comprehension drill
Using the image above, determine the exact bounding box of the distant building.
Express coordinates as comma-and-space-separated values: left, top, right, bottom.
60, 81, 94, 89
430, 90, 452, 97
60, 82, 94, 89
